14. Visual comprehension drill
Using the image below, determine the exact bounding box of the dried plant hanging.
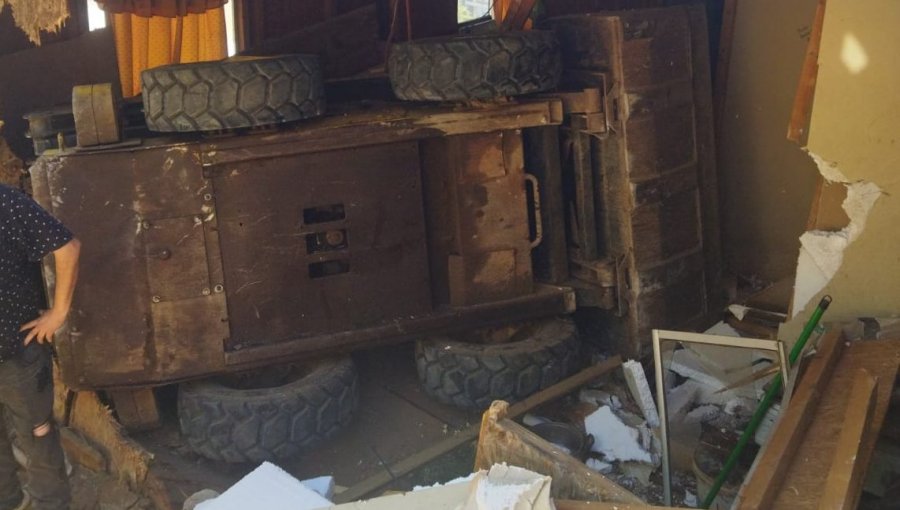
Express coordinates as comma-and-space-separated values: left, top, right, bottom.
0, 0, 70, 44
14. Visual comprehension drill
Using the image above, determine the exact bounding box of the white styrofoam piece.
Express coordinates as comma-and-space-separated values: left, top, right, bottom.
666, 381, 700, 419
704, 320, 742, 336
584, 406, 652, 463
301, 476, 335, 501
622, 360, 661, 428
196, 462, 332, 510
462, 464, 554, 510
412, 473, 477, 492
585, 458, 613, 474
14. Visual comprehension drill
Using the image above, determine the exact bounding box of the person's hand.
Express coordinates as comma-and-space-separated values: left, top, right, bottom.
20, 307, 68, 345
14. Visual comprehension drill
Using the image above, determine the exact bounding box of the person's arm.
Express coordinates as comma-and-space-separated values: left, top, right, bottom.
20, 238, 81, 345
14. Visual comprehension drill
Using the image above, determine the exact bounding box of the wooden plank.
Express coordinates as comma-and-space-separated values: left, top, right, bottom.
770, 340, 899, 508
735, 329, 845, 510
818, 369, 878, 510
108, 388, 161, 431
333, 357, 623, 504
524, 126, 570, 284
59, 427, 107, 473
787, 0, 827, 144
475, 401, 643, 504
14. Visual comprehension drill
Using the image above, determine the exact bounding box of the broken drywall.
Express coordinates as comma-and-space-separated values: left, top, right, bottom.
0, 0, 68, 44
791, 177, 882, 316
783, 0, 900, 341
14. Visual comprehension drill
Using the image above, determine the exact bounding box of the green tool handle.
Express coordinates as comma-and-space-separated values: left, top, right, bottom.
700, 295, 832, 509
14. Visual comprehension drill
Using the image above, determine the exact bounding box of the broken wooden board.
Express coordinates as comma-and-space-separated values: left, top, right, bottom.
736, 337, 900, 509
475, 401, 644, 504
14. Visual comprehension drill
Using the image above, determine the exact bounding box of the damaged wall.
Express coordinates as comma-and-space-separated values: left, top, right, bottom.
783, 0, 900, 339
718, 0, 820, 283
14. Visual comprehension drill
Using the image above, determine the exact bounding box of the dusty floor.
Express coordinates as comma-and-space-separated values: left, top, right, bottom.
134, 342, 481, 508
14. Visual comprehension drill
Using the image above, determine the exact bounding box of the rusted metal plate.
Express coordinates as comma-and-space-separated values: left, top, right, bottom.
144, 216, 211, 302
30, 146, 229, 389
151, 294, 229, 378
212, 141, 431, 349
422, 131, 533, 306
630, 190, 701, 269
550, 7, 716, 357
624, 104, 696, 181
30, 101, 571, 389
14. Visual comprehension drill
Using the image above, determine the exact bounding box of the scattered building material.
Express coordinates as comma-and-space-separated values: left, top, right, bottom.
334, 357, 623, 503
733, 328, 844, 509
196, 462, 332, 510
740, 339, 899, 509
622, 360, 661, 428
584, 407, 652, 464
652, 328, 792, 506
475, 401, 645, 504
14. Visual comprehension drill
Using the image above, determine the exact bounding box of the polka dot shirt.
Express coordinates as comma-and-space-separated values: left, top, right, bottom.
0, 184, 73, 363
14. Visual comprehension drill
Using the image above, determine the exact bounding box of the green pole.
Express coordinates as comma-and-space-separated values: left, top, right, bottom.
700, 295, 832, 509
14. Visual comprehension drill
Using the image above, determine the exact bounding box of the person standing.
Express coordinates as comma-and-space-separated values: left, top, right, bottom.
0, 183, 80, 510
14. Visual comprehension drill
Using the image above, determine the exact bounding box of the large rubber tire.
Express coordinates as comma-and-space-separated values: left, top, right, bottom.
141, 55, 326, 132
415, 317, 581, 409
387, 31, 562, 101
177, 358, 357, 463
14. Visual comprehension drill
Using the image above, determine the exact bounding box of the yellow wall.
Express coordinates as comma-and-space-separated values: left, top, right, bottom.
783, 0, 900, 338
719, 0, 820, 282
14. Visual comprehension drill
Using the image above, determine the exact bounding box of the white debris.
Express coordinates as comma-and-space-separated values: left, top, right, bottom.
685, 405, 721, 424
622, 360, 661, 428
584, 406, 652, 463
670, 349, 728, 391
705, 319, 743, 336
585, 458, 613, 474
522, 414, 550, 427
684, 490, 698, 507
196, 462, 331, 510
300, 476, 334, 501
666, 381, 700, 418
462, 464, 554, 510
578, 389, 620, 409
412, 473, 477, 491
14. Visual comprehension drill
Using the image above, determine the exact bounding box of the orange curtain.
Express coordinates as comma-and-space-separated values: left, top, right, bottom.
112, 7, 227, 97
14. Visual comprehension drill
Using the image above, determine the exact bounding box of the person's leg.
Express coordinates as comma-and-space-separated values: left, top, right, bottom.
1, 345, 69, 510
0, 409, 26, 509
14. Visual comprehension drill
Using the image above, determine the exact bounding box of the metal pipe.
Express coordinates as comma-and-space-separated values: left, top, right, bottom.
700, 295, 832, 508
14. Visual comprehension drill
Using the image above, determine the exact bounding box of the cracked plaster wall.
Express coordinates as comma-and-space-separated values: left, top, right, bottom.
782, 0, 900, 341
